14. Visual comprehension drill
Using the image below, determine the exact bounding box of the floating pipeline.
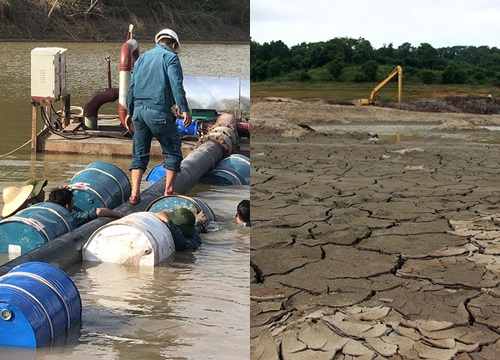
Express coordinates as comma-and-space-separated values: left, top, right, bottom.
0, 262, 81, 348
146, 153, 250, 186
0, 162, 130, 256
172, 113, 240, 196
0, 114, 239, 276
82, 195, 216, 266
147, 113, 242, 185
200, 154, 250, 186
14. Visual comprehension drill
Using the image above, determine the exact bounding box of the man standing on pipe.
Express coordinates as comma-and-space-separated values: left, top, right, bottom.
125, 28, 192, 205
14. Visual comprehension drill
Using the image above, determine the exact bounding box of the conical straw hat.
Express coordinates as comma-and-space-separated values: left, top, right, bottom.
2, 185, 34, 218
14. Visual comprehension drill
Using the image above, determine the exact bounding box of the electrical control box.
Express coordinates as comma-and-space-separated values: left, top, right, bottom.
31, 47, 67, 101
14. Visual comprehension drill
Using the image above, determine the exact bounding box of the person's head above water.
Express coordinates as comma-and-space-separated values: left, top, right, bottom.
235, 200, 250, 226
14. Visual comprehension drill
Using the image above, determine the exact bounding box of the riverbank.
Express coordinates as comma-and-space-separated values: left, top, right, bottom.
250, 100, 500, 359
0, 0, 249, 42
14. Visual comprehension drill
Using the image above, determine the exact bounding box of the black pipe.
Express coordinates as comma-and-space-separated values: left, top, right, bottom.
0, 182, 161, 276
173, 141, 225, 195
0, 117, 236, 276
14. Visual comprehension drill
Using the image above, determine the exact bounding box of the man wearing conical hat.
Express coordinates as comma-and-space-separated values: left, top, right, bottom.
1, 185, 35, 220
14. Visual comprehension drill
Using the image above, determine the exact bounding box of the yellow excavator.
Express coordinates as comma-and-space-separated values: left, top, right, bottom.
358, 65, 402, 108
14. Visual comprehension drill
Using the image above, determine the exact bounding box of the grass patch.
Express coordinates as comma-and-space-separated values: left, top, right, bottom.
251, 82, 499, 103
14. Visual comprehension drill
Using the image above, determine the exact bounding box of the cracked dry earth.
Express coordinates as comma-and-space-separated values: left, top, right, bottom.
250, 105, 500, 359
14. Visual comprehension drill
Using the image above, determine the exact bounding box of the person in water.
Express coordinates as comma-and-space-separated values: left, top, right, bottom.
156, 207, 207, 251
235, 200, 250, 227
48, 187, 123, 227
1, 184, 34, 220
23, 178, 48, 206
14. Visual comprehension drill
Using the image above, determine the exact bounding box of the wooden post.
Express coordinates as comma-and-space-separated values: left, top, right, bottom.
31, 101, 38, 152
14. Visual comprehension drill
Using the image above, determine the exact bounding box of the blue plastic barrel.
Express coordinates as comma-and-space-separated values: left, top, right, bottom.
200, 154, 250, 185
0, 202, 76, 254
147, 195, 216, 223
69, 162, 131, 212
0, 262, 82, 347
176, 119, 198, 135
145, 163, 166, 183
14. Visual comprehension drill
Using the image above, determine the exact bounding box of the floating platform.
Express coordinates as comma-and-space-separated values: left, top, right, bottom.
36, 118, 249, 158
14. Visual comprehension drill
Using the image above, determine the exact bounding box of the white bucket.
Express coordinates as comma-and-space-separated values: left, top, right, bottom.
82, 212, 175, 266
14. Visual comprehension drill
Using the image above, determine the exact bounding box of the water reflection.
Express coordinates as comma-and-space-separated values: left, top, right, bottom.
74, 263, 180, 360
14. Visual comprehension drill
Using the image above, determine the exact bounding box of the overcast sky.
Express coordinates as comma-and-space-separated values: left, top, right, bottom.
251, 0, 500, 49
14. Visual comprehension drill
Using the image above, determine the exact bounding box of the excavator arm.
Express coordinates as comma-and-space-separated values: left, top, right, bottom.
358, 66, 402, 108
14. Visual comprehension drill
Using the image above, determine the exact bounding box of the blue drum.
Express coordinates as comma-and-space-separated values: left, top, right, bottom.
145, 163, 166, 183
146, 195, 216, 223
0, 262, 82, 347
69, 162, 131, 212
176, 119, 198, 135
0, 202, 76, 254
200, 154, 250, 185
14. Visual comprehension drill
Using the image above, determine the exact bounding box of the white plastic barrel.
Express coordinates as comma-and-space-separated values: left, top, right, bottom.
82, 212, 175, 266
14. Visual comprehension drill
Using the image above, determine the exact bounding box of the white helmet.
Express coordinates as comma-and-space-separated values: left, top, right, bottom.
155, 29, 181, 52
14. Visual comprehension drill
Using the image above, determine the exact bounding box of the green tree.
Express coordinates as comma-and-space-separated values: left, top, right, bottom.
251, 60, 268, 82
375, 43, 394, 64
420, 70, 435, 84
289, 42, 308, 72
289, 70, 311, 82
415, 43, 438, 68
473, 69, 486, 83
267, 58, 283, 78
480, 54, 500, 72
397, 42, 422, 67
353, 72, 368, 82
250, 39, 262, 59
327, 60, 344, 80
441, 64, 467, 84
362, 60, 378, 82
261, 40, 289, 61
352, 38, 374, 64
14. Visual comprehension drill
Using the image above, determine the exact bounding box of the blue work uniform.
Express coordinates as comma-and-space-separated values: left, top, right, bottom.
126, 44, 190, 173
72, 209, 97, 227
165, 221, 203, 252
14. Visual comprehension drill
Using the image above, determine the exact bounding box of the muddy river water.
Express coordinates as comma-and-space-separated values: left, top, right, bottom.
0, 42, 250, 359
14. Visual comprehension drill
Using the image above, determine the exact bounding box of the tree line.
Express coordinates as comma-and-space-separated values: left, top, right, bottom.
251, 38, 500, 86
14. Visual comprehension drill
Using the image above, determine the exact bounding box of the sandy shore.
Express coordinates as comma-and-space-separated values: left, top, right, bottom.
250, 99, 500, 359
